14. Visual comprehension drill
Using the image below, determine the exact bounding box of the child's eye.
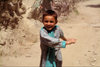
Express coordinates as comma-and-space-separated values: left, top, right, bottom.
44, 21, 48, 22
50, 21, 54, 23
44, 20, 54, 23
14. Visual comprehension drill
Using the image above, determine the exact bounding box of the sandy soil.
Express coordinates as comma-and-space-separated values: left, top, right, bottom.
1, 0, 100, 66
60, 0, 100, 66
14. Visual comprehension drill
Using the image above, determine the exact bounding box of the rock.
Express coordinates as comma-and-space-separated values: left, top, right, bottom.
0, 0, 26, 29
28, 0, 81, 20
0, 42, 6, 46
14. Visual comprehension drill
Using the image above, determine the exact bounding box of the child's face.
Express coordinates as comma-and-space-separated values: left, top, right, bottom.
43, 16, 57, 31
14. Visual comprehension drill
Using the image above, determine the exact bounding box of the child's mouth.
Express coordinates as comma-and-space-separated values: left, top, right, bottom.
45, 26, 53, 30
46, 26, 52, 28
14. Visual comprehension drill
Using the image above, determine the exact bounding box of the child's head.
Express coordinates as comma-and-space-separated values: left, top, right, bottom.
42, 10, 58, 31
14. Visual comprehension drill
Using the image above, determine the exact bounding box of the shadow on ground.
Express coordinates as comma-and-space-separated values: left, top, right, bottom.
86, 4, 100, 8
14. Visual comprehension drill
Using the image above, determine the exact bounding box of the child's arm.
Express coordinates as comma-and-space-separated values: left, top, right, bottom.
59, 26, 76, 45
61, 37, 76, 45
61, 37, 67, 41
40, 29, 66, 48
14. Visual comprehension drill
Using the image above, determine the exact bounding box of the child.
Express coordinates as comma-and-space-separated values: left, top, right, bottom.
40, 10, 76, 67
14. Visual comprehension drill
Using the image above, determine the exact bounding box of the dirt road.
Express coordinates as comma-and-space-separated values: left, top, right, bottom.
61, 0, 100, 66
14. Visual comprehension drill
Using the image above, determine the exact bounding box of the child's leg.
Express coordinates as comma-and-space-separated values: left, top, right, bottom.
55, 50, 62, 67
55, 59, 62, 67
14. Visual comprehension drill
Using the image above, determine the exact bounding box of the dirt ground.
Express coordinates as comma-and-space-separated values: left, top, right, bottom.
0, 0, 100, 66
60, 0, 100, 66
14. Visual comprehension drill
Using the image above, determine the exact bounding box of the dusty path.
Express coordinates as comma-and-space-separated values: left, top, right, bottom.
60, 0, 100, 66
1, 0, 100, 66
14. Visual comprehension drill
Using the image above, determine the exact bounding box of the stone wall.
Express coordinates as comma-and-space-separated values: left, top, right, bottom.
0, 0, 26, 29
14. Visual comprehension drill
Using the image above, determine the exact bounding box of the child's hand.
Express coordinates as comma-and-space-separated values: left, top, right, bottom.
69, 39, 76, 44
66, 39, 76, 45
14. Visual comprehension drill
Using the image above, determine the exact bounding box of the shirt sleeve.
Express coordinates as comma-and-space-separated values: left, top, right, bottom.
58, 27, 64, 38
40, 29, 66, 48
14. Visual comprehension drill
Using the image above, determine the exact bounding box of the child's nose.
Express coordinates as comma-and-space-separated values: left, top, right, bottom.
47, 22, 51, 25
